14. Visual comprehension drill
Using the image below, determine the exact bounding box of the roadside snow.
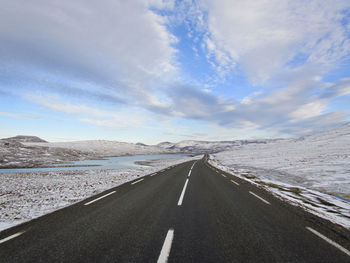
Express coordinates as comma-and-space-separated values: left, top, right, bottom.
209, 123, 350, 229
0, 155, 201, 232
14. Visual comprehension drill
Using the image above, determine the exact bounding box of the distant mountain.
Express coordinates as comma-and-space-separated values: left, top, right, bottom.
24, 140, 176, 156
156, 139, 279, 154
1, 135, 47, 143
156, 142, 175, 148
136, 142, 148, 146
0, 137, 94, 169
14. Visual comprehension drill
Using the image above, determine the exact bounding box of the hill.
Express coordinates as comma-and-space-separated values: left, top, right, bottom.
2, 135, 47, 143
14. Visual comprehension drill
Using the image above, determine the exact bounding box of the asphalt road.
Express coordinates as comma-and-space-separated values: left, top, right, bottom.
0, 157, 350, 262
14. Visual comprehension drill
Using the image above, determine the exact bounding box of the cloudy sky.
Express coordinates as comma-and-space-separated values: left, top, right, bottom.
0, 0, 350, 143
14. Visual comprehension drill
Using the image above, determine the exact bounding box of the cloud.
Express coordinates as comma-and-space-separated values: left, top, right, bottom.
0, 112, 39, 119
25, 94, 117, 118
201, 0, 350, 84
25, 93, 155, 128
0, 0, 177, 106
327, 78, 350, 97
166, 84, 235, 119
167, 0, 350, 136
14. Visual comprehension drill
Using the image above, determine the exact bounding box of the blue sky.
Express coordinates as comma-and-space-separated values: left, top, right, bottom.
0, 0, 350, 144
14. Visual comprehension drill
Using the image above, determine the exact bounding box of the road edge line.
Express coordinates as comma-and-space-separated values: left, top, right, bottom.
131, 178, 144, 185
0, 231, 25, 244
249, 191, 271, 205
230, 179, 239, 185
306, 227, 350, 257
84, 191, 116, 206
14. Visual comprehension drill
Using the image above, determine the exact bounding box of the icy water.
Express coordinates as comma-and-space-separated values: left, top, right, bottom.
0, 154, 189, 173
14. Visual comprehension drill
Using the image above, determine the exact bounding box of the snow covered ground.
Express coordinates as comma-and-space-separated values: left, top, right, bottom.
0, 155, 201, 232
0, 139, 96, 168
24, 140, 176, 156
209, 123, 350, 229
156, 139, 280, 153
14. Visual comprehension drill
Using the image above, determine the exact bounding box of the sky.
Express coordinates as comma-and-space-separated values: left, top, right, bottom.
0, 0, 350, 144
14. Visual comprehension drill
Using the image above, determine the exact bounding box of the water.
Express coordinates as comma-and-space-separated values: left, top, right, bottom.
0, 154, 190, 173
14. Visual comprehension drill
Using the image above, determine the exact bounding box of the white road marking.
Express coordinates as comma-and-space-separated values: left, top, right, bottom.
306, 227, 350, 257
0, 231, 25, 244
178, 179, 189, 206
188, 169, 192, 177
221, 174, 227, 178
249, 191, 271, 205
157, 229, 174, 263
84, 191, 116, 205
131, 178, 144, 185
150, 173, 156, 176
190, 162, 196, 170
187, 161, 197, 177
230, 179, 239, 185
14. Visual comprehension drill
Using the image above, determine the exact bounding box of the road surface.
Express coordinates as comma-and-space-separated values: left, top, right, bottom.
1, 157, 350, 262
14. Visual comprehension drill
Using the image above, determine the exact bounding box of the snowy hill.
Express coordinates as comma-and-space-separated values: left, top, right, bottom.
25, 140, 176, 157
156, 139, 281, 153
1, 135, 47, 143
211, 122, 350, 197
0, 139, 94, 168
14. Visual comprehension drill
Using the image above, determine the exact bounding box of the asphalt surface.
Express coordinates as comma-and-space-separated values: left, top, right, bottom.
0, 157, 350, 262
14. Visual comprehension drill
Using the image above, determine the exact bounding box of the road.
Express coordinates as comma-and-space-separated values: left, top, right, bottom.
0, 157, 350, 262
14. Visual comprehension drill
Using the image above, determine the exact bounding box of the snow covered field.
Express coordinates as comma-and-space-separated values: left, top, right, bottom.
209, 123, 350, 229
0, 155, 201, 232
24, 140, 175, 156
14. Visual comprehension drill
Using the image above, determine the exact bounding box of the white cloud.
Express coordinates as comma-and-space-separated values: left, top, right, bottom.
241, 91, 263, 105
25, 93, 153, 128
0, 112, 39, 119
333, 78, 350, 97
25, 94, 115, 118
201, 0, 350, 84
0, 0, 178, 108
289, 101, 328, 121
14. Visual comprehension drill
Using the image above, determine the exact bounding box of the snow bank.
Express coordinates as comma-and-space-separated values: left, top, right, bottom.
0, 155, 201, 232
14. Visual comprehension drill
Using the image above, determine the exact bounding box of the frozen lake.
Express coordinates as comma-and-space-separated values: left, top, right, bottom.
0, 154, 190, 173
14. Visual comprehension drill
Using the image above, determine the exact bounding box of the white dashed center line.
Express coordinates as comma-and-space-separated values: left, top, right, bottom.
157, 229, 174, 263
230, 179, 239, 185
188, 170, 192, 177
306, 227, 350, 257
187, 161, 197, 177
221, 174, 227, 178
0, 231, 25, 244
178, 179, 189, 206
131, 178, 144, 185
249, 191, 271, 205
84, 191, 116, 206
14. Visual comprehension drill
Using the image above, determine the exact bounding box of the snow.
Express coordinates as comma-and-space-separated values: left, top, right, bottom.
1, 138, 178, 169
24, 140, 176, 156
0, 155, 201, 232
209, 123, 350, 229
156, 139, 275, 153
